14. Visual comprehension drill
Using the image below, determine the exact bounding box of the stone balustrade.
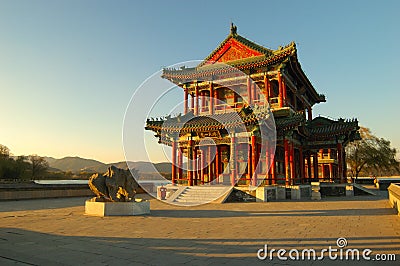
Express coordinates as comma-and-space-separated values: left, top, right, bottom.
388, 183, 400, 216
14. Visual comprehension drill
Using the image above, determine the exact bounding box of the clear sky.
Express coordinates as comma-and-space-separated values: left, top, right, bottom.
1, 0, 399, 163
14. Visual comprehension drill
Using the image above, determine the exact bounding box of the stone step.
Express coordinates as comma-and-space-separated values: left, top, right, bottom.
177, 194, 224, 198
179, 192, 224, 196
178, 192, 222, 195
353, 184, 377, 196
177, 192, 227, 197
177, 196, 222, 199
169, 186, 233, 205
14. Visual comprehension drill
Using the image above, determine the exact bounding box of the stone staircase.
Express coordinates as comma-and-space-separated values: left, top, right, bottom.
166, 186, 233, 206
353, 183, 377, 196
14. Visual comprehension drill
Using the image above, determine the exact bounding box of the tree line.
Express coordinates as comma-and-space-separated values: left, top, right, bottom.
2, 126, 400, 181
0, 144, 49, 180
346, 127, 400, 178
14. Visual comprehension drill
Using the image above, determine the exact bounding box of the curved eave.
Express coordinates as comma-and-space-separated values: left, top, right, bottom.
275, 113, 305, 135
145, 108, 272, 135
307, 122, 359, 140
288, 53, 325, 105
162, 45, 295, 83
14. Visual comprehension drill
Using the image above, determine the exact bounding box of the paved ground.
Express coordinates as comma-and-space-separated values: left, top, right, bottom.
0, 189, 399, 265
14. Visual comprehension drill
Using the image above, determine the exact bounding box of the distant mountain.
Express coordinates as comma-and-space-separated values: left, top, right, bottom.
45, 156, 107, 173
44, 156, 172, 174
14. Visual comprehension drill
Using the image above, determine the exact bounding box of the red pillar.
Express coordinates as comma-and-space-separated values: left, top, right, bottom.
320, 149, 324, 180
329, 163, 333, 182
193, 148, 197, 185
215, 146, 220, 184
190, 93, 194, 113
268, 144, 275, 184
208, 146, 213, 183
271, 156, 276, 184
313, 152, 319, 181
282, 79, 287, 106
188, 141, 193, 186
299, 147, 305, 184
307, 106, 312, 121
195, 84, 199, 115
200, 148, 205, 184
343, 149, 347, 180
265, 142, 270, 185
197, 157, 201, 185
247, 76, 252, 105
230, 135, 236, 186
307, 152, 312, 181
257, 144, 261, 174
264, 74, 270, 104
214, 89, 218, 113
251, 135, 257, 186
284, 138, 290, 186
337, 143, 343, 183
201, 91, 205, 113
252, 82, 257, 103
209, 82, 214, 115
178, 148, 183, 183
184, 88, 188, 114
171, 140, 177, 185
278, 71, 284, 108
247, 142, 252, 184
289, 142, 295, 185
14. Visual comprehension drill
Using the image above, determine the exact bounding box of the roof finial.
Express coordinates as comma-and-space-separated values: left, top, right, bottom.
230, 22, 237, 35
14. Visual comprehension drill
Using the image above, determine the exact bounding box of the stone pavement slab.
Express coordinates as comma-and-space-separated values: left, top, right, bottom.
0, 194, 399, 265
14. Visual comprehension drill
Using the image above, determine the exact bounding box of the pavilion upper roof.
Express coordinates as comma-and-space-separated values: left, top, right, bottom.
161, 24, 325, 105
199, 23, 275, 66
162, 44, 296, 82
162, 24, 299, 82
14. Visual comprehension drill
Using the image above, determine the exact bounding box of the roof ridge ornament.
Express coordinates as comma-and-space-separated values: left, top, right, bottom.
230, 22, 237, 35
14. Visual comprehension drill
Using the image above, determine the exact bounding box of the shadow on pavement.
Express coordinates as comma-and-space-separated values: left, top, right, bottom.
151, 207, 397, 218
0, 228, 398, 265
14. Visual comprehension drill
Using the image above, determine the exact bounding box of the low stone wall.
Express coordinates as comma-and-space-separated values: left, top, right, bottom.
0, 185, 93, 200
255, 185, 312, 201
376, 178, 400, 190
0, 182, 150, 201
388, 183, 400, 216
319, 184, 346, 197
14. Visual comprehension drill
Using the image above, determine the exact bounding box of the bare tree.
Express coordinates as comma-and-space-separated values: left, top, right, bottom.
29, 155, 49, 179
346, 127, 400, 178
0, 144, 10, 159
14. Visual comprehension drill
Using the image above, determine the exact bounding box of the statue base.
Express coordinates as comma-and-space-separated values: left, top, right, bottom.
85, 199, 150, 216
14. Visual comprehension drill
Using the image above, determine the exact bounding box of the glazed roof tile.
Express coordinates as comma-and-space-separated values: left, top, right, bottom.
145, 106, 272, 134
162, 37, 296, 81
200, 32, 274, 66
146, 111, 359, 142
307, 117, 359, 138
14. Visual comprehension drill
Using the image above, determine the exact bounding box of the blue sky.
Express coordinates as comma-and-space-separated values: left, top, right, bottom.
0, 0, 399, 163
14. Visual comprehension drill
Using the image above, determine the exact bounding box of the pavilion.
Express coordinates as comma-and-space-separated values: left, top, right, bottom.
145, 24, 359, 187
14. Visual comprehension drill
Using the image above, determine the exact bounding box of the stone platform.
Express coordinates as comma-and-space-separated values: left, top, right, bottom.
0, 190, 399, 265
85, 199, 150, 216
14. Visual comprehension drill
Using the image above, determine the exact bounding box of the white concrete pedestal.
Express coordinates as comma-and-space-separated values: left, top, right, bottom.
85, 199, 150, 216
346, 184, 354, 196
256, 186, 277, 202
311, 182, 321, 200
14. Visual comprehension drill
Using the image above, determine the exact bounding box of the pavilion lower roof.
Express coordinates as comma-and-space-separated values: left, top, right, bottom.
308, 119, 359, 139
145, 107, 271, 134
145, 108, 359, 142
